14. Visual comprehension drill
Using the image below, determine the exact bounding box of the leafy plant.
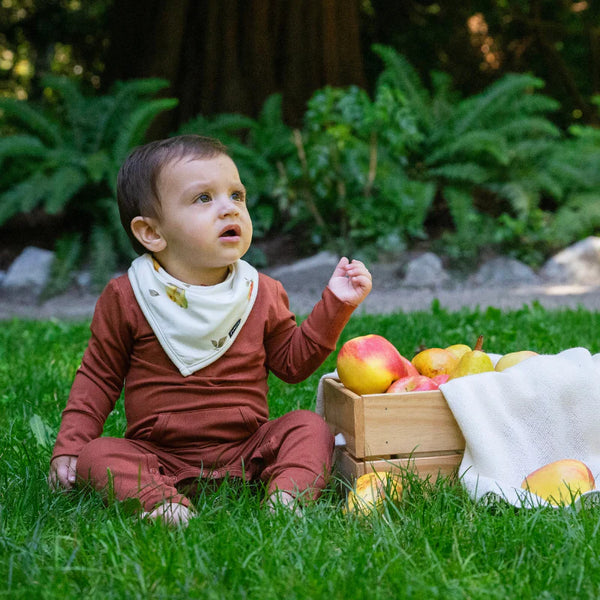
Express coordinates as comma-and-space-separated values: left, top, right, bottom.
0, 75, 178, 293
283, 84, 428, 256
372, 44, 583, 263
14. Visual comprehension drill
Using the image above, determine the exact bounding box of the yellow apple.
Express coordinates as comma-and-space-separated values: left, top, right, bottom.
521, 459, 596, 506
495, 350, 538, 372
345, 471, 403, 515
337, 334, 417, 395
411, 347, 459, 378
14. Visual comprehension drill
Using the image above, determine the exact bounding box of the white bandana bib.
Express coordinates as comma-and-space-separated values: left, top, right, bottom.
128, 254, 259, 376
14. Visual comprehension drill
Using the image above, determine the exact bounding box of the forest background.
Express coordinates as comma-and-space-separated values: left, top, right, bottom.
1, 0, 600, 295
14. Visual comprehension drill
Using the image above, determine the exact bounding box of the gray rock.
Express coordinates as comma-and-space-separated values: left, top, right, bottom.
2, 247, 55, 296
263, 251, 340, 293
401, 252, 449, 288
540, 236, 600, 285
470, 257, 541, 286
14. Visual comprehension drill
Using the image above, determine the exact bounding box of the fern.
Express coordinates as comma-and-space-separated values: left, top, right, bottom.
550, 192, 600, 244
425, 131, 509, 166
0, 135, 46, 165
44, 166, 88, 214
112, 98, 178, 164
0, 75, 177, 295
89, 224, 118, 292
452, 74, 546, 135
0, 172, 49, 222
373, 44, 432, 130
0, 97, 62, 146
42, 233, 83, 298
428, 163, 490, 184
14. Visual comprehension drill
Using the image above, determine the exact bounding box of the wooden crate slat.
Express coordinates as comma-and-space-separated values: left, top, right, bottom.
323, 378, 465, 459
334, 448, 462, 481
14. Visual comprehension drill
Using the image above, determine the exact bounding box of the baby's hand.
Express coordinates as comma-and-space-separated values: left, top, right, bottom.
327, 257, 372, 307
48, 455, 78, 490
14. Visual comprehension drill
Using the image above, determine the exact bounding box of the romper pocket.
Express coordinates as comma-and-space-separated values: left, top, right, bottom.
148, 406, 261, 447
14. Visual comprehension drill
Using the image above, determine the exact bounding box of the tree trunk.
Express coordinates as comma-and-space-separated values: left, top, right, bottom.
103, 0, 366, 136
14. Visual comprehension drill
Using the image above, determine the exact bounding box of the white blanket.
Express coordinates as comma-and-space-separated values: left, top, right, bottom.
440, 347, 600, 508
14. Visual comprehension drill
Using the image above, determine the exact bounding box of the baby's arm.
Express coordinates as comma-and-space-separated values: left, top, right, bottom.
326, 257, 372, 306
48, 455, 78, 490
49, 278, 132, 491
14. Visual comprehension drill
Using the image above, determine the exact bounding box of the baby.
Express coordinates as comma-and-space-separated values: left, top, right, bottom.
48, 135, 371, 525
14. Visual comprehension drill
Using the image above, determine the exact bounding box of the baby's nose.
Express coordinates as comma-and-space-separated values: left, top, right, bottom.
219, 197, 240, 215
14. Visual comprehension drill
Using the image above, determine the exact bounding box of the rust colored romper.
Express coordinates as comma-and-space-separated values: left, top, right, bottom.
51, 273, 355, 511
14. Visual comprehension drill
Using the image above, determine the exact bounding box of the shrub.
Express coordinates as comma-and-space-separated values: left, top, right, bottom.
0, 75, 178, 293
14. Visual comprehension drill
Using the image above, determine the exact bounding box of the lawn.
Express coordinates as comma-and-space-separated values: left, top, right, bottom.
2, 301, 600, 599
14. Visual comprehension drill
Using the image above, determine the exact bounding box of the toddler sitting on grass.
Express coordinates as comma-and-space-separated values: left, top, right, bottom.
48, 134, 371, 525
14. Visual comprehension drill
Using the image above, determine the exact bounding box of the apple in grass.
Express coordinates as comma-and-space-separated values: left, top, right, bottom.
521, 459, 596, 506
337, 334, 417, 395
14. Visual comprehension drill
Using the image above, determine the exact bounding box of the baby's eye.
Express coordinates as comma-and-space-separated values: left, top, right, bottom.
231, 191, 245, 202
195, 193, 211, 203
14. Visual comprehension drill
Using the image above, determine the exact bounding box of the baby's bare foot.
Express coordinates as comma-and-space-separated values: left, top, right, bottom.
266, 490, 303, 516
142, 502, 193, 526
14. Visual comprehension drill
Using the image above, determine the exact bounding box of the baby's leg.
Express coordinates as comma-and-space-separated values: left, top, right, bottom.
77, 437, 191, 513
258, 409, 334, 503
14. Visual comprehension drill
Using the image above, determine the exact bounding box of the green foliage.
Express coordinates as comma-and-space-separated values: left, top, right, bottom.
370, 44, 600, 265
0, 75, 178, 293
4, 51, 600, 288
178, 46, 599, 266
180, 82, 425, 258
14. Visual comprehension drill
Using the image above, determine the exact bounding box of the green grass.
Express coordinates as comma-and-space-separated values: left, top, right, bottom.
2, 302, 600, 599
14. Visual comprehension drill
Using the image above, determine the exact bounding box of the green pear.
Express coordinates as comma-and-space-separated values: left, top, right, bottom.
495, 350, 538, 372
448, 335, 494, 380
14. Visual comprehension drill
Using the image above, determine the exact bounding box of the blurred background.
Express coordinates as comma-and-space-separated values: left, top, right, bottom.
1, 0, 599, 295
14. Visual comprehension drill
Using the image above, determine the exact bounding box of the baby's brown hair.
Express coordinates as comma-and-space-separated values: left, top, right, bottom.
117, 135, 229, 255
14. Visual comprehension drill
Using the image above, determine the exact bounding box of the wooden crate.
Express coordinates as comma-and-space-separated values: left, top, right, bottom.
322, 378, 465, 480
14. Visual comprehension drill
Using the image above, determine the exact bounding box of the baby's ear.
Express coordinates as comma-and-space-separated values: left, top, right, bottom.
130, 216, 167, 253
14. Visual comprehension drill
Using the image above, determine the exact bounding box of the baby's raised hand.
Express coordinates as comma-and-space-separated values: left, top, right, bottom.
327, 257, 372, 307
48, 455, 78, 490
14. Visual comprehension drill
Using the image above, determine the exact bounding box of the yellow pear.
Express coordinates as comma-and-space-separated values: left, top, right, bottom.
521, 459, 596, 506
411, 347, 459, 378
448, 335, 494, 380
345, 471, 403, 515
445, 343, 472, 360
495, 350, 538, 372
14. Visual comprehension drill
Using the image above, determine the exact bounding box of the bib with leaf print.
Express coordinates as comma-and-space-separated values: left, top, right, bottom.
128, 254, 259, 376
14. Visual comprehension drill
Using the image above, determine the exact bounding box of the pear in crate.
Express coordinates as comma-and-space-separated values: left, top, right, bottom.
345, 471, 403, 515
411, 347, 459, 378
521, 459, 596, 506
448, 335, 494, 380
495, 350, 538, 372
445, 343, 471, 360
337, 334, 417, 395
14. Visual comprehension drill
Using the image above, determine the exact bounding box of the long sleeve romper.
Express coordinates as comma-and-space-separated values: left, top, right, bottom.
51, 272, 356, 511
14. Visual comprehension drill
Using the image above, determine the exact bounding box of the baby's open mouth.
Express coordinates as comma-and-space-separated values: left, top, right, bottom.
219, 225, 241, 238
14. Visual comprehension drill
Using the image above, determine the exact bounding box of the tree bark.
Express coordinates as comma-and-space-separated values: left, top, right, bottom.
103, 0, 366, 135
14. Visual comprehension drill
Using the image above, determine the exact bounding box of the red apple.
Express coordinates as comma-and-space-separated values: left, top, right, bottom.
431, 374, 450, 386
337, 334, 413, 395
386, 374, 439, 393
